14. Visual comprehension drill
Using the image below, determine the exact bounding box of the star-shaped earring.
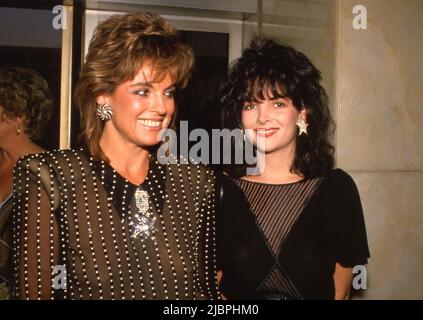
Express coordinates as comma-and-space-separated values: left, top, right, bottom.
296, 118, 308, 135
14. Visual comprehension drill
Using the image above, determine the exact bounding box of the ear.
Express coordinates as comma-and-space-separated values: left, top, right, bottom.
0, 107, 18, 125
96, 94, 111, 106
299, 108, 308, 122
15, 116, 25, 126
0, 107, 5, 122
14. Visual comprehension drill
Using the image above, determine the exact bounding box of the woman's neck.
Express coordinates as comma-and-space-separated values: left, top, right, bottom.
0, 153, 13, 201
244, 144, 303, 184
99, 133, 150, 186
0, 136, 43, 202
0, 135, 44, 165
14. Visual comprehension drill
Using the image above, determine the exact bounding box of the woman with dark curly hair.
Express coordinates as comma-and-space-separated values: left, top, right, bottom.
217, 37, 370, 300
0, 67, 54, 299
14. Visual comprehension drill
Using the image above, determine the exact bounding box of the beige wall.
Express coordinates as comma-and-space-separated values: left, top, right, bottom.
260, 0, 338, 119
259, 0, 423, 299
337, 0, 423, 299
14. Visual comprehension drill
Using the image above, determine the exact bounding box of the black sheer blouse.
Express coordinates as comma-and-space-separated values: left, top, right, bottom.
218, 169, 370, 300
11, 149, 219, 300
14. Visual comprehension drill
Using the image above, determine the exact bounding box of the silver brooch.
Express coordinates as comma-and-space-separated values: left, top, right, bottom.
129, 188, 156, 240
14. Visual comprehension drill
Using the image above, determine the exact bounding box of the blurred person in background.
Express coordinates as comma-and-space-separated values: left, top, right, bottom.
0, 66, 54, 299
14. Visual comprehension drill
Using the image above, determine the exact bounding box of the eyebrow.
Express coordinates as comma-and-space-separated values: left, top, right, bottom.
130, 81, 153, 88
268, 94, 287, 100
129, 82, 176, 90
244, 95, 287, 103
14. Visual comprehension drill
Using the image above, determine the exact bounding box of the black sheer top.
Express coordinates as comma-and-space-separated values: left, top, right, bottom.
218, 169, 370, 300
11, 149, 219, 299
0, 193, 13, 299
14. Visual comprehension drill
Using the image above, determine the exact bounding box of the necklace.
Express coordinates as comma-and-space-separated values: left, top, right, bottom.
126, 155, 160, 241
130, 187, 157, 240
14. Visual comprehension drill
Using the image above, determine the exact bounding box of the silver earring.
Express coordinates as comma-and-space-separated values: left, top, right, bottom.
240, 127, 246, 141
96, 103, 113, 121
296, 118, 308, 135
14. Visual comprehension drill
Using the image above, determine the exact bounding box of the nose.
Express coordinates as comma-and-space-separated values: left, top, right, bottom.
148, 92, 167, 115
256, 104, 271, 125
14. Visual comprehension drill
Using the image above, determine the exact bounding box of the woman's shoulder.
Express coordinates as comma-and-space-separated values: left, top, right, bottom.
14, 150, 54, 174
326, 168, 353, 179
323, 168, 359, 192
14, 149, 91, 181
313, 168, 362, 213
16, 148, 88, 167
13, 149, 94, 206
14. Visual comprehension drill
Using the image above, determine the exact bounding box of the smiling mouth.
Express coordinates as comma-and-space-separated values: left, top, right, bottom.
256, 128, 279, 137
138, 119, 163, 130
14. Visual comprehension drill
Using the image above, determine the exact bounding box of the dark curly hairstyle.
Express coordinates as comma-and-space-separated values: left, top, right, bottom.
220, 36, 335, 178
0, 66, 54, 140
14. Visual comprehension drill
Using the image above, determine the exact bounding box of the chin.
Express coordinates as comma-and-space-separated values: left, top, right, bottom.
136, 136, 162, 147
254, 143, 283, 154
142, 141, 161, 147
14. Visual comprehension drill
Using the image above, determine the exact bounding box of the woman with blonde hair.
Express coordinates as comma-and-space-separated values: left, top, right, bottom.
12, 12, 219, 300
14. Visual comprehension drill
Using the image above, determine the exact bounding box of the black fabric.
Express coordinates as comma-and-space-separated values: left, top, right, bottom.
11, 149, 219, 300
217, 169, 370, 300
217, 176, 275, 299
0, 194, 13, 299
